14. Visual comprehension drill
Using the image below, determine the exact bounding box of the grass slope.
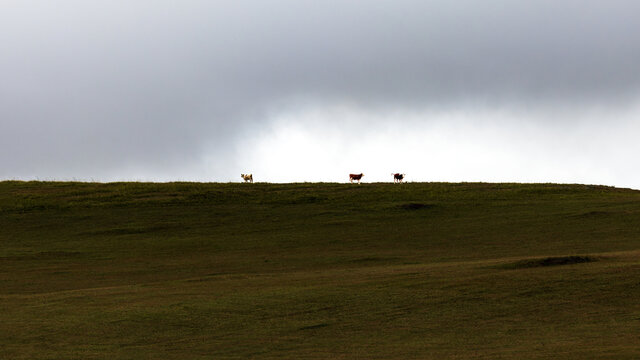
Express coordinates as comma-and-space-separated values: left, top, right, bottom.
1, 181, 639, 359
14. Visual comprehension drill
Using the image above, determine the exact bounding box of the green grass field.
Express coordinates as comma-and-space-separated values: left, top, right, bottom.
1, 181, 639, 359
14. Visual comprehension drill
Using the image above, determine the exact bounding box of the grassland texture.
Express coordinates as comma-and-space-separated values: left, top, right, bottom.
1, 181, 639, 359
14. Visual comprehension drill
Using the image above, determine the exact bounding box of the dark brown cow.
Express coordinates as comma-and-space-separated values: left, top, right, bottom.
392, 173, 405, 183
349, 173, 364, 184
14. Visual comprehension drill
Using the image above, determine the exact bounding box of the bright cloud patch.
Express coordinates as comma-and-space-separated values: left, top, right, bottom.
233, 103, 640, 188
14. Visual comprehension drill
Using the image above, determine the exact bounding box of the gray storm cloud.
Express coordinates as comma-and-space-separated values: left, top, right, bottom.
1, 1, 640, 182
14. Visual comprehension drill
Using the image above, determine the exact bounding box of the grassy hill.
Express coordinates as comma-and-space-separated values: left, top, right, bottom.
1, 181, 639, 359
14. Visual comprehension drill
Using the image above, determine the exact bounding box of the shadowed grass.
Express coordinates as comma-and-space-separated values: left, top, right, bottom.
398, 202, 436, 210
1, 181, 640, 359
502, 255, 599, 269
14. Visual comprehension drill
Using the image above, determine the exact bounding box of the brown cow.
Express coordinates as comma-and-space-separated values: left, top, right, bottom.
392, 173, 405, 183
240, 173, 253, 183
349, 173, 364, 184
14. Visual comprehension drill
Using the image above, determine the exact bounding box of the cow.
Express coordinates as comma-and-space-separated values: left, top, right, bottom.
241, 173, 253, 183
392, 173, 406, 183
349, 173, 364, 184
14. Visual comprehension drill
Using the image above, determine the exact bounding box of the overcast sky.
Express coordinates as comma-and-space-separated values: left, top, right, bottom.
2, 1, 640, 187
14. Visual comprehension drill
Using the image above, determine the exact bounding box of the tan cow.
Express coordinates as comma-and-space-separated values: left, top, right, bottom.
241, 173, 253, 183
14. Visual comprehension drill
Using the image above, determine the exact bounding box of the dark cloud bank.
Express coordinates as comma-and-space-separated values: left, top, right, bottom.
2, 1, 640, 183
